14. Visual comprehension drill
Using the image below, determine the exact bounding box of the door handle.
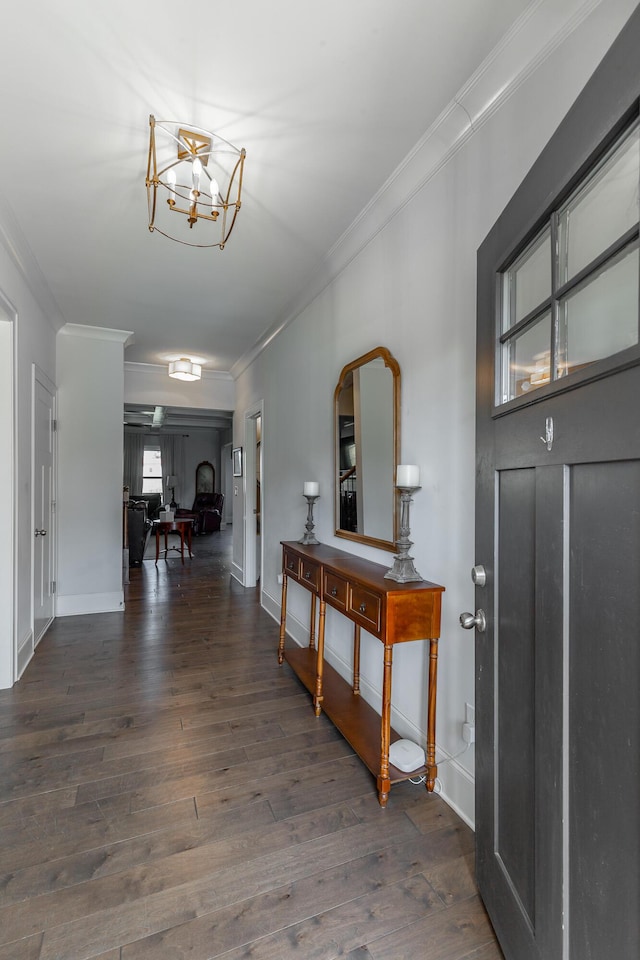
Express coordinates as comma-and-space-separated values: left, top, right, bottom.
459, 609, 486, 632
35, 528, 47, 537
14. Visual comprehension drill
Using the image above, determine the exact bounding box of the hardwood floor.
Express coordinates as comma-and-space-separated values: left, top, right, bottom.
0, 530, 503, 960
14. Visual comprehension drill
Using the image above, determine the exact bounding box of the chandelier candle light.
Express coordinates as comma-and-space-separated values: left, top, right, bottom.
385, 464, 424, 583
146, 115, 246, 249
299, 482, 320, 545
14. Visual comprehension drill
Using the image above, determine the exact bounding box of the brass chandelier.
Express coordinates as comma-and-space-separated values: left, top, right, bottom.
146, 115, 246, 249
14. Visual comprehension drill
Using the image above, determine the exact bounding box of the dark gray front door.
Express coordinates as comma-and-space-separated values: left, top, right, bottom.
474, 9, 640, 960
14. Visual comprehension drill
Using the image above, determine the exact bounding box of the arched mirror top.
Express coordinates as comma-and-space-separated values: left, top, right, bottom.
195, 460, 215, 494
334, 346, 400, 551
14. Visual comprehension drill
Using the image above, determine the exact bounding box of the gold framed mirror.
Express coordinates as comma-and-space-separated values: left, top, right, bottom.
334, 346, 400, 551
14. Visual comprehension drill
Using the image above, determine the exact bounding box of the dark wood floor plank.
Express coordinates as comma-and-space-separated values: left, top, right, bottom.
203, 874, 441, 960
0, 795, 188, 871
0, 786, 78, 828
119, 826, 460, 960
0, 933, 43, 960
121, 741, 357, 813
365, 895, 498, 960
0, 530, 499, 960
0, 801, 363, 944
0, 798, 275, 906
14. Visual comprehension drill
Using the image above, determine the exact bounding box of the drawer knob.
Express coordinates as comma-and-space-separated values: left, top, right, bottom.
305, 571, 311, 580
288, 562, 294, 569
359, 602, 366, 613
331, 587, 337, 597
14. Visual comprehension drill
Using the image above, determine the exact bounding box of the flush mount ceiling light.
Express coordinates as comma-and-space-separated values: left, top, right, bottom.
146, 115, 246, 249
168, 358, 202, 381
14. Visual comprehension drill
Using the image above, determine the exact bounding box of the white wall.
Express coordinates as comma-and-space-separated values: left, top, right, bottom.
232, 0, 638, 826
56, 325, 132, 616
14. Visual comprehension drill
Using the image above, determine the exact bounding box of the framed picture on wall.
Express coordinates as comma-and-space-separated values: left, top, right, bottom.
232, 447, 243, 477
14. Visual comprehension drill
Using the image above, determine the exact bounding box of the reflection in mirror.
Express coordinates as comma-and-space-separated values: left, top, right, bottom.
335, 347, 400, 551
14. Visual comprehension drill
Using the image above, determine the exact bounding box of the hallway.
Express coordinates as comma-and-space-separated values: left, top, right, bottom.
0, 531, 502, 959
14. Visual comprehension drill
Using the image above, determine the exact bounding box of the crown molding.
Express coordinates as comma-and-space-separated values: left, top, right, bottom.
59, 323, 135, 347
230, 0, 628, 380
0, 196, 66, 331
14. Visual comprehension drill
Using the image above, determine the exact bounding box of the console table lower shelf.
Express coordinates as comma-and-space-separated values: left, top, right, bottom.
277, 539, 444, 807
284, 644, 430, 792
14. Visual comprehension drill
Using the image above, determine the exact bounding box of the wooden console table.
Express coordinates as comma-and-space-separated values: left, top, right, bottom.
152, 518, 194, 564
277, 540, 444, 806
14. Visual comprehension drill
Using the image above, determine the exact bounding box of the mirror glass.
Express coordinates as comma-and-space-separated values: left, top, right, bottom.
334, 347, 400, 551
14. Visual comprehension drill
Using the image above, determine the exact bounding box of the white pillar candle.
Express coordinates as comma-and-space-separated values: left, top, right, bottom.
303, 481, 319, 496
396, 464, 420, 487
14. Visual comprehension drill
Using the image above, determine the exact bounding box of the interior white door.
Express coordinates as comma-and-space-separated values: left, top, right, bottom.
33, 375, 55, 644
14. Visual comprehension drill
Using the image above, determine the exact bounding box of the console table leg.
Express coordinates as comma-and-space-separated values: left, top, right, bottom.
277, 575, 288, 665
309, 594, 316, 651
377, 643, 393, 806
426, 637, 439, 791
353, 625, 361, 694
314, 600, 326, 716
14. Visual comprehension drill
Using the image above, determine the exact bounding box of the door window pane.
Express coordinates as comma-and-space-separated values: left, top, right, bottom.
503, 313, 552, 402
503, 229, 551, 330
558, 123, 639, 284
558, 246, 639, 378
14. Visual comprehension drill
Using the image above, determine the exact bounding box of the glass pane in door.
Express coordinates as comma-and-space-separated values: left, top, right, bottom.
503, 228, 551, 330
558, 246, 639, 378
558, 122, 639, 284
502, 313, 552, 402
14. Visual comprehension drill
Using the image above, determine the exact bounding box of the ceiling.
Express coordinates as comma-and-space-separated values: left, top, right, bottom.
1, 0, 533, 375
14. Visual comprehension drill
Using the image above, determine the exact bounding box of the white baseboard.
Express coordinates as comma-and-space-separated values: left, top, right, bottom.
230, 561, 244, 585
261, 588, 281, 625
16, 629, 34, 681
55, 591, 124, 617
433, 752, 476, 830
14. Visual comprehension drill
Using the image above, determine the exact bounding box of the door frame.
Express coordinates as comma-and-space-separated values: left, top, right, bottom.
0, 293, 16, 688
32, 364, 57, 650
242, 400, 264, 592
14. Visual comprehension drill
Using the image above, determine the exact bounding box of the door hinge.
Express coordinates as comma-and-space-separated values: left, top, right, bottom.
51, 581, 56, 594
52, 418, 58, 432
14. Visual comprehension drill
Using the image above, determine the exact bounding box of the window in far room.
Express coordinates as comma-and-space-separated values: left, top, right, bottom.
142, 445, 163, 494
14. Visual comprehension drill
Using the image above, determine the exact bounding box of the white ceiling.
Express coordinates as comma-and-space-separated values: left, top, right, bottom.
1, 0, 533, 374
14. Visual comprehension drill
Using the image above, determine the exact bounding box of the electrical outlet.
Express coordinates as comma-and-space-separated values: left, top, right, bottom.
465, 702, 475, 725
277, 573, 283, 585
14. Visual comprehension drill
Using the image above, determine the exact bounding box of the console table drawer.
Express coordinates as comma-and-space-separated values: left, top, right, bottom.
324, 572, 348, 609
300, 558, 320, 590
349, 584, 381, 633
283, 549, 300, 579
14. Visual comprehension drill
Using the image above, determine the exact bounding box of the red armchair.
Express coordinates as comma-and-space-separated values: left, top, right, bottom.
176, 492, 224, 535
